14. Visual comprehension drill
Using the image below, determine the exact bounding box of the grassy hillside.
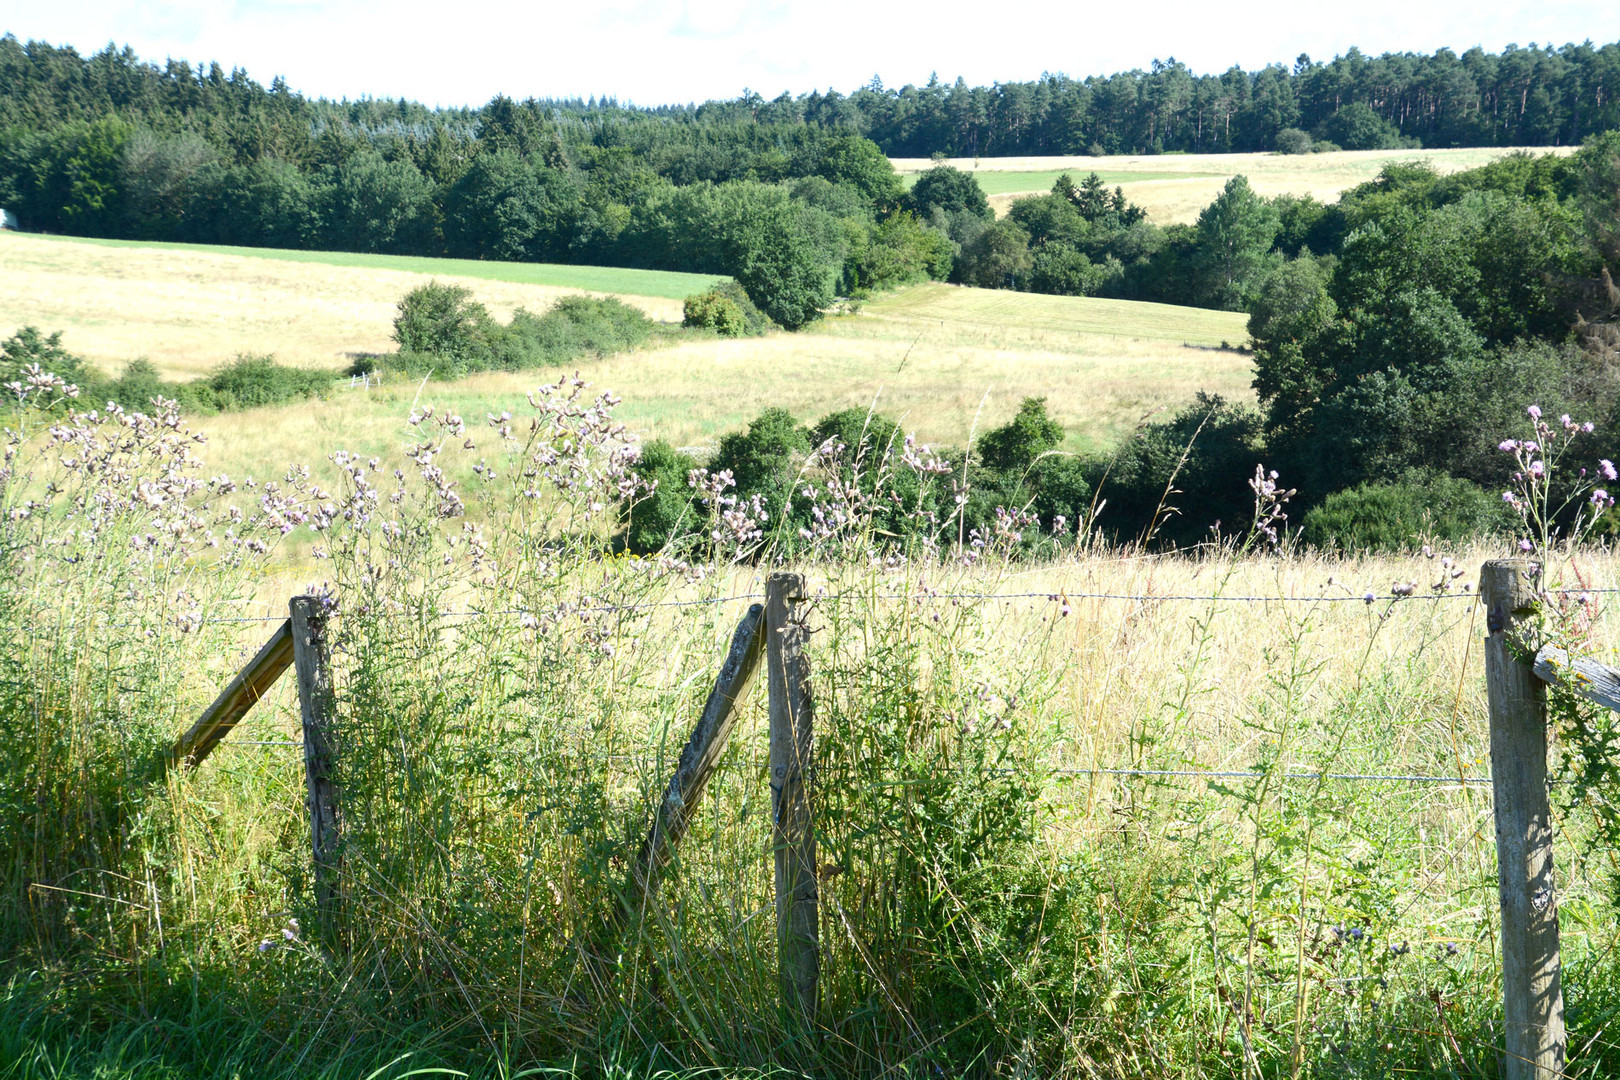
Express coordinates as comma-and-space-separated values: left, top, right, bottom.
3, 234, 1252, 475
0, 232, 699, 378
177, 281, 1250, 489
892, 146, 1576, 223
13, 233, 723, 297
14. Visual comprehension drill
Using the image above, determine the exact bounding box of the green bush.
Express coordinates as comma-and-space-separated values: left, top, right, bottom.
1275, 127, 1314, 155
391, 281, 497, 362
709, 406, 810, 510
500, 295, 653, 367
620, 439, 700, 554
684, 280, 769, 337
192, 353, 330, 409
682, 291, 748, 336
1300, 475, 1511, 551
384, 291, 653, 378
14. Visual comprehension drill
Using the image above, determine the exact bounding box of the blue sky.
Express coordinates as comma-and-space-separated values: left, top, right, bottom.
11, 0, 1620, 107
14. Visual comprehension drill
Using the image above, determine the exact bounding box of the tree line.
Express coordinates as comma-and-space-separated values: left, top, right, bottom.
615, 136, 1620, 553
4, 35, 1619, 166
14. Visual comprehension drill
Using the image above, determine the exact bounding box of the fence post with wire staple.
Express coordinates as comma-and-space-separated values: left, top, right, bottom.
1480, 558, 1566, 1080
766, 572, 819, 1022
290, 594, 342, 933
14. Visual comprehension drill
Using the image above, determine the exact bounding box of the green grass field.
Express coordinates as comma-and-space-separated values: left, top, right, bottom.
27, 233, 723, 299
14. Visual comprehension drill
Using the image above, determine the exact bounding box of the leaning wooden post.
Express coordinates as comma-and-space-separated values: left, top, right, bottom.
623, 603, 767, 917
169, 617, 295, 770
290, 595, 342, 933
1480, 559, 1566, 1080
766, 572, 819, 1023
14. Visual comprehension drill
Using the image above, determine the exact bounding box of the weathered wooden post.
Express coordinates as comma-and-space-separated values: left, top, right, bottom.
1480, 559, 1566, 1079
625, 603, 767, 913
290, 595, 341, 932
170, 617, 294, 770
766, 572, 819, 1022
590, 604, 768, 986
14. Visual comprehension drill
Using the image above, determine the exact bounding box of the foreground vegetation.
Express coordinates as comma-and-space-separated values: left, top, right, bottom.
5, 357, 1620, 1077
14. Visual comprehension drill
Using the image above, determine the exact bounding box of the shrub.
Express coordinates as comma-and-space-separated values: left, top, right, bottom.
683, 291, 749, 337
109, 358, 172, 408
501, 295, 653, 367
386, 291, 652, 378
709, 406, 809, 508
1300, 474, 1511, 551
194, 353, 330, 409
1275, 128, 1314, 155
620, 439, 700, 554
977, 397, 1065, 474
0, 326, 109, 405
391, 281, 496, 361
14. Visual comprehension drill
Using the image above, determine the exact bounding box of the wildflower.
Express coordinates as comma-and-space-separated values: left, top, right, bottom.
1528, 405, 1542, 419
1603, 460, 1618, 482
1519, 539, 1535, 552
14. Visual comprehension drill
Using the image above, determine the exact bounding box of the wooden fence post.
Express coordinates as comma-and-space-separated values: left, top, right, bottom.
290, 595, 341, 932
1480, 559, 1566, 1079
766, 572, 819, 1022
170, 618, 294, 770
622, 603, 767, 918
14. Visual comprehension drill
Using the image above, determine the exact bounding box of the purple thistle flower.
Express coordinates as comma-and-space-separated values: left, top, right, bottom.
1519, 539, 1535, 552
1602, 460, 1617, 482
1528, 405, 1542, 419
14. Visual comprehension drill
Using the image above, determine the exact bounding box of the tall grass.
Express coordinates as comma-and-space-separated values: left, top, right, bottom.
4, 371, 1620, 1077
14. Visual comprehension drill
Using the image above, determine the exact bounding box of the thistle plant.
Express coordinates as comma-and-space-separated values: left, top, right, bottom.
1498, 405, 1612, 555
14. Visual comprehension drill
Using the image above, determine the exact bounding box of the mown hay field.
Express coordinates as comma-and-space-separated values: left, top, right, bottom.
892, 145, 1578, 223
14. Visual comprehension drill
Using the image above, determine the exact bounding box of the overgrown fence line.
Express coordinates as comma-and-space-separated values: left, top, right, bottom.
164, 562, 1620, 1061
171, 573, 829, 1013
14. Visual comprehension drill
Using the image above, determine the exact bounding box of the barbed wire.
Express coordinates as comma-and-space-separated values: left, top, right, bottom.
164, 582, 1620, 627
199, 585, 1620, 626
212, 741, 1493, 787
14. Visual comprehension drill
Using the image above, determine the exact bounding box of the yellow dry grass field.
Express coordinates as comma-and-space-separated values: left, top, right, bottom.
182, 280, 1249, 488
892, 146, 1576, 224
0, 231, 685, 379
1, 228, 1252, 478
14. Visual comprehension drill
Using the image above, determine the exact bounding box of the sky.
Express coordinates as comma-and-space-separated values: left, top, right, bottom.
10, 0, 1620, 108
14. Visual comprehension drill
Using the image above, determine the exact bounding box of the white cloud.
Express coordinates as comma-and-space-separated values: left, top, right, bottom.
10, 0, 1620, 107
